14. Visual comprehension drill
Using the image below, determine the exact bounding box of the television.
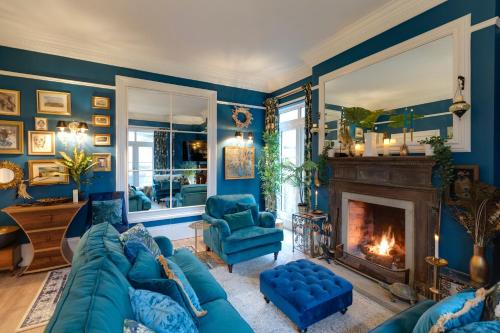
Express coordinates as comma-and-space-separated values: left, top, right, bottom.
182, 140, 207, 162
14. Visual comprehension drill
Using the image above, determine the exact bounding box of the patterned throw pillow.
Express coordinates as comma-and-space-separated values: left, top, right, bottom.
158, 255, 207, 317
413, 289, 486, 333
129, 288, 197, 333
483, 281, 500, 321
120, 223, 162, 258
123, 319, 155, 333
92, 199, 123, 227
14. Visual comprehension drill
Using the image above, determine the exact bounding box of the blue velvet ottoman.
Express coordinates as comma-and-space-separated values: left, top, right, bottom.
260, 259, 353, 332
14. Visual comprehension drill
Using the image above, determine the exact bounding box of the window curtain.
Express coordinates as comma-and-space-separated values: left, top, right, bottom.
303, 82, 313, 209
153, 130, 168, 172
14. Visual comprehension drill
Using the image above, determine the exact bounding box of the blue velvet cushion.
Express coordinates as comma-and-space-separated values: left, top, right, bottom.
223, 209, 255, 232
128, 277, 199, 327
158, 255, 207, 317
129, 288, 197, 333
92, 199, 123, 227
447, 321, 500, 333
120, 223, 162, 258
128, 250, 162, 281
413, 289, 486, 333
123, 319, 155, 333
235, 203, 259, 225
124, 239, 153, 263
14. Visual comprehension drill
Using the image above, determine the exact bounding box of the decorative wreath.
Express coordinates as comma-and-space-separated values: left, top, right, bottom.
232, 107, 253, 128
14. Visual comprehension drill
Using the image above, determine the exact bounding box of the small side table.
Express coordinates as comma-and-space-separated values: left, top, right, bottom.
292, 213, 328, 257
188, 220, 210, 254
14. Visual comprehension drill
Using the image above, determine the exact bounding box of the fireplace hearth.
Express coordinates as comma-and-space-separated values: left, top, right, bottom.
328, 157, 438, 295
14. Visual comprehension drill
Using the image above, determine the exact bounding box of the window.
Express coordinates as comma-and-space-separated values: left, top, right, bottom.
278, 102, 305, 229
128, 128, 154, 188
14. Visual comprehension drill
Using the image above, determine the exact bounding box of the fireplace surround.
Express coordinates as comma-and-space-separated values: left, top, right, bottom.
328, 157, 438, 295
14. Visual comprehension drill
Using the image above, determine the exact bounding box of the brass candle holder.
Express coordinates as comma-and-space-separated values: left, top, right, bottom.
425, 256, 448, 301
400, 128, 409, 156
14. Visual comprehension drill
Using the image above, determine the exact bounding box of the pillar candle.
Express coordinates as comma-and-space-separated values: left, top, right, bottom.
383, 138, 391, 156
434, 234, 439, 258
72, 189, 79, 203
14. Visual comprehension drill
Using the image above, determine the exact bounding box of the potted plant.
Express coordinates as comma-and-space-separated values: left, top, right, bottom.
58, 147, 96, 199
180, 161, 197, 184
418, 136, 455, 193
258, 132, 281, 214
450, 182, 500, 283
281, 160, 317, 213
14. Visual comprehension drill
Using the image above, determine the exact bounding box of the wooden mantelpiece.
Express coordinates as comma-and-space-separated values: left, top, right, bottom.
328, 156, 438, 295
2, 201, 87, 275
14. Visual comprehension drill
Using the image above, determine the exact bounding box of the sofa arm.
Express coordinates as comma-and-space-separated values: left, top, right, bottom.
259, 211, 276, 228
369, 299, 435, 333
202, 213, 231, 239
154, 236, 174, 257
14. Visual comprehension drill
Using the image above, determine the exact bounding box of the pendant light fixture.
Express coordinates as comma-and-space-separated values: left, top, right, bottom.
449, 76, 470, 118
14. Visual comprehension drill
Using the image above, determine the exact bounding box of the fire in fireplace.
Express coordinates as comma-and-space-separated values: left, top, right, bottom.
347, 200, 406, 270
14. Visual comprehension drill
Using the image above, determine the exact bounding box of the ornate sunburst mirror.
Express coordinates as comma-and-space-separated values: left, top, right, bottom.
0, 161, 24, 190
232, 107, 253, 128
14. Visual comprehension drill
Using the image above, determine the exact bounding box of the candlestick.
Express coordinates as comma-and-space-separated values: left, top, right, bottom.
434, 234, 439, 258
410, 108, 414, 128
383, 138, 391, 156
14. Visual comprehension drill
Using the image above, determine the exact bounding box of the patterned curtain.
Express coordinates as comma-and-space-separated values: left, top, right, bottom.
303, 82, 313, 209
153, 130, 168, 172
264, 97, 279, 134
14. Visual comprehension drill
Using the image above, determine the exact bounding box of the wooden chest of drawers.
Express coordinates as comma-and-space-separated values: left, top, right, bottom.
2, 201, 87, 274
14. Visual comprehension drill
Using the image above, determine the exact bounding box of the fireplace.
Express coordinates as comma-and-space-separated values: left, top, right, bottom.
328, 157, 438, 295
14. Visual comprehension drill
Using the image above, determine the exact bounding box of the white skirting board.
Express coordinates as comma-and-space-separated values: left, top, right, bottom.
18, 222, 197, 267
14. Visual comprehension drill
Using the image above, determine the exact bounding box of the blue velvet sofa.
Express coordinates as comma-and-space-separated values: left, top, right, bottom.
369, 299, 435, 333
45, 222, 253, 333
202, 194, 283, 273
128, 187, 152, 212
175, 184, 207, 207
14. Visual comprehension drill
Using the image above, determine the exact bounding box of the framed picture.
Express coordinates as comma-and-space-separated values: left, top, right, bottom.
37, 90, 71, 115
0, 89, 20, 116
355, 127, 364, 139
0, 120, 24, 154
92, 96, 110, 110
446, 165, 479, 205
28, 159, 69, 186
92, 153, 111, 172
224, 146, 255, 180
92, 115, 111, 127
93, 134, 111, 146
28, 131, 55, 155
34, 117, 48, 131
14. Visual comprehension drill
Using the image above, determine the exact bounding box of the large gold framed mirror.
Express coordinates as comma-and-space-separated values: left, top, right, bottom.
0, 161, 23, 190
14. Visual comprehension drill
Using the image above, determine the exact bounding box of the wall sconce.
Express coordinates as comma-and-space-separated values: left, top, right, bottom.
57, 120, 89, 146
235, 131, 243, 141
449, 76, 470, 118
247, 132, 254, 143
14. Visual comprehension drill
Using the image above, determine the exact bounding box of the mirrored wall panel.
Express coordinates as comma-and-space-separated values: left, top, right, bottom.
322, 35, 455, 150
127, 87, 208, 212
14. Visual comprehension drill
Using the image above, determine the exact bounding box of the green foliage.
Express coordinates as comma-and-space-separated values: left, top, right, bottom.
418, 136, 454, 193
281, 160, 317, 204
317, 141, 334, 185
58, 147, 96, 191
180, 161, 197, 179
359, 109, 392, 130
258, 132, 281, 212
342, 107, 391, 130
388, 113, 424, 128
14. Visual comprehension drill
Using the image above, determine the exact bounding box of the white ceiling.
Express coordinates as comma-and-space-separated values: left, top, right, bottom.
325, 36, 454, 111
128, 87, 207, 124
0, 0, 443, 92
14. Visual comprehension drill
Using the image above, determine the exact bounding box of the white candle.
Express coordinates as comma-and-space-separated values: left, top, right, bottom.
354, 143, 361, 156
383, 138, 391, 156
72, 189, 78, 203
434, 234, 439, 258
315, 190, 318, 208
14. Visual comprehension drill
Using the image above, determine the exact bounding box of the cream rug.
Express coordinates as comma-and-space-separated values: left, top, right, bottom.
210, 248, 394, 333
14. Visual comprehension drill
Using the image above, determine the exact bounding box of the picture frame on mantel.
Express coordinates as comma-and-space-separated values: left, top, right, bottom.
446, 165, 479, 205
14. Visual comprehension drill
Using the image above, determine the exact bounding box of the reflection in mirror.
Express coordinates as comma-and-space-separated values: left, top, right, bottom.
126, 87, 208, 212
323, 35, 454, 151
0, 161, 23, 190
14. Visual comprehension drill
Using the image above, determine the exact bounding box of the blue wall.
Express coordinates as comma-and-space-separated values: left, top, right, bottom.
270, 0, 499, 276
0, 45, 266, 239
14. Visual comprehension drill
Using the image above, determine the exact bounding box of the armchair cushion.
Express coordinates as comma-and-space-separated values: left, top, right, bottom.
91, 199, 123, 227
259, 211, 276, 228
235, 203, 259, 225
223, 209, 255, 232
222, 226, 284, 254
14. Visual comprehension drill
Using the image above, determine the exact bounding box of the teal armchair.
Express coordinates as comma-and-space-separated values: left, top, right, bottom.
202, 194, 283, 273
175, 184, 207, 207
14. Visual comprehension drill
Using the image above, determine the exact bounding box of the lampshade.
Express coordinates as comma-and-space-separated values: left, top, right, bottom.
449, 76, 470, 118
78, 122, 89, 132
235, 131, 243, 140
56, 121, 68, 131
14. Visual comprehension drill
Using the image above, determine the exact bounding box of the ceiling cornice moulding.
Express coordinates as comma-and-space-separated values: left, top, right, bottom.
301, 0, 446, 68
